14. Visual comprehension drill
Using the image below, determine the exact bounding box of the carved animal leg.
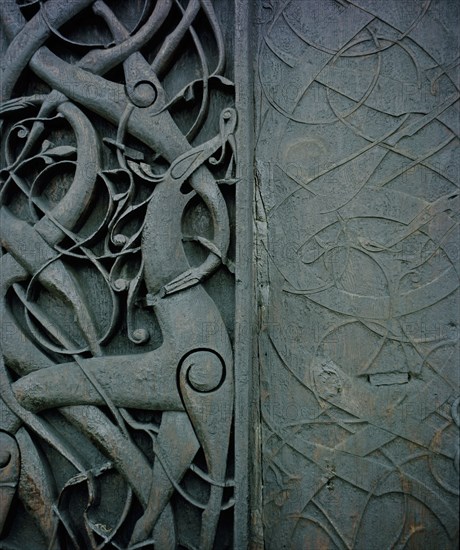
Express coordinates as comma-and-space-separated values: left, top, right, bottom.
12, 347, 182, 412
179, 350, 234, 549
129, 411, 200, 545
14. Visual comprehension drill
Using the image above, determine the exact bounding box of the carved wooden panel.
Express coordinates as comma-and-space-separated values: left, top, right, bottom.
255, 0, 459, 548
0, 1, 242, 548
2, 1, 459, 548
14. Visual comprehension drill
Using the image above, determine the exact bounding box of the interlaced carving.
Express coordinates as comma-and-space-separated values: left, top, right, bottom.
0, 1, 236, 548
256, 0, 459, 548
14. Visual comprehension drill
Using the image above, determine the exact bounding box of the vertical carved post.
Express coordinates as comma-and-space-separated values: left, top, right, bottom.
1, 1, 239, 547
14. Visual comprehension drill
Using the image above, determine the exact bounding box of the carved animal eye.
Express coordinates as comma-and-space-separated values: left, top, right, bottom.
131, 80, 157, 108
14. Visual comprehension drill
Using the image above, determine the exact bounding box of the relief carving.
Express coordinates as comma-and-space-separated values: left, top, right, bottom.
256, 0, 459, 547
1, 0, 458, 548
0, 1, 236, 548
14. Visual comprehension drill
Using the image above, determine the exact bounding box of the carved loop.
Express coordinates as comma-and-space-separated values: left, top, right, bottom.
181, 350, 225, 393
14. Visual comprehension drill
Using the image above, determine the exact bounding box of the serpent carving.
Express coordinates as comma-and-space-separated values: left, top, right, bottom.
0, 1, 236, 548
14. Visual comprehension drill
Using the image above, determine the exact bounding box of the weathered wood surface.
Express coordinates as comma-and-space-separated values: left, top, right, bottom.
255, 0, 459, 548
0, 1, 240, 548
1, 1, 459, 549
